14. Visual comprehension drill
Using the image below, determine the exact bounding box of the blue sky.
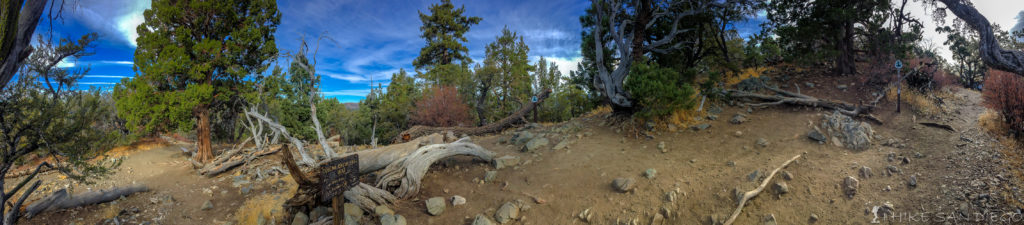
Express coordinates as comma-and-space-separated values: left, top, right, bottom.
50, 0, 767, 103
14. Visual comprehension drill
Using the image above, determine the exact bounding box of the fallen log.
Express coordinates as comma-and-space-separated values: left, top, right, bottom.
395, 89, 552, 143
919, 122, 955, 132
727, 88, 883, 124
375, 137, 496, 198
199, 145, 283, 177
24, 184, 149, 218
723, 154, 802, 225
343, 183, 397, 212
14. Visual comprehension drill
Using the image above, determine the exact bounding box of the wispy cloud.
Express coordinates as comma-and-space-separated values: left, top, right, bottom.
72, 0, 150, 47
321, 89, 372, 97
78, 82, 117, 85
84, 75, 129, 79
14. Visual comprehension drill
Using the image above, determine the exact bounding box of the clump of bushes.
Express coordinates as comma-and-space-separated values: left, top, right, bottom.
982, 70, 1024, 138
905, 57, 955, 92
625, 60, 697, 119
410, 86, 472, 127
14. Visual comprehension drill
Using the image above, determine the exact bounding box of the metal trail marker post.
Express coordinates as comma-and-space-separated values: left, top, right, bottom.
895, 60, 903, 113
319, 154, 360, 225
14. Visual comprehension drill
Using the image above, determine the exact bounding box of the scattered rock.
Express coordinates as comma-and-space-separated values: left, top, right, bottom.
734, 131, 744, 137
756, 138, 770, 148
291, 212, 308, 225
747, 170, 761, 182
843, 176, 859, 198
809, 213, 819, 223
494, 202, 520, 224
311, 206, 331, 221
652, 212, 666, 225
553, 139, 571, 150
664, 191, 677, 203
730, 113, 748, 124
859, 166, 873, 179
375, 205, 395, 216
425, 197, 446, 216
473, 214, 496, 225
522, 137, 549, 152
612, 178, 636, 192
343, 203, 362, 221
885, 165, 901, 176
484, 170, 498, 183
872, 202, 895, 219
765, 213, 778, 225
201, 200, 213, 210
511, 131, 534, 145
837, 84, 848, 90
494, 156, 521, 169
773, 182, 790, 195
692, 123, 711, 131
451, 195, 466, 206
706, 214, 724, 225
807, 129, 827, 143
578, 208, 594, 223
658, 141, 667, 153
821, 111, 875, 150
708, 114, 719, 120
644, 168, 657, 179
908, 174, 918, 188
900, 156, 910, 165
781, 171, 793, 180
380, 214, 407, 225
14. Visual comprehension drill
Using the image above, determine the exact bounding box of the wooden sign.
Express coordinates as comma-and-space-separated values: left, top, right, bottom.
319, 154, 359, 202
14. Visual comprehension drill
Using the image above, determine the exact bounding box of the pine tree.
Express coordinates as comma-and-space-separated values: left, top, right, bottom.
483, 27, 533, 121
413, 0, 481, 81
114, 0, 280, 162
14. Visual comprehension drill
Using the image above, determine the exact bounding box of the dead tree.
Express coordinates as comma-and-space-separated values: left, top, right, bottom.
395, 89, 552, 143
937, 0, 1024, 75
0, 0, 46, 90
246, 107, 316, 166
590, 0, 706, 109
375, 137, 496, 198
727, 85, 884, 123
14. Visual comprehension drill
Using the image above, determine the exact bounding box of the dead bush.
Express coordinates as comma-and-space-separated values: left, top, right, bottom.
410, 86, 472, 127
982, 70, 1024, 137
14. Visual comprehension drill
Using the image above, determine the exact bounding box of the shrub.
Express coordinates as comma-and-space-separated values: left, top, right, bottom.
904, 57, 955, 92
982, 70, 1024, 137
410, 86, 472, 127
625, 60, 697, 119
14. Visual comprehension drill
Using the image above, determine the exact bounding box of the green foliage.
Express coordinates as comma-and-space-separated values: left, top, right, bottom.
767, 0, 890, 74
939, 26, 986, 89
482, 27, 534, 122
115, 0, 280, 140
413, 0, 481, 71
625, 60, 696, 119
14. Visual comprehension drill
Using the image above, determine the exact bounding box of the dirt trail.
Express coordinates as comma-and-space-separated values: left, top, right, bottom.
16, 87, 1021, 225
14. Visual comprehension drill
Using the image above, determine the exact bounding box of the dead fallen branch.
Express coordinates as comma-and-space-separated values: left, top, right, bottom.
24, 184, 149, 218
919, 122, 955, 132
727, 87, 883, 124
395, 89, 552, 143
199, 145, 283, 177
375, 137, 495, 198
343, 183, 397, 212
723, 154, 802, 225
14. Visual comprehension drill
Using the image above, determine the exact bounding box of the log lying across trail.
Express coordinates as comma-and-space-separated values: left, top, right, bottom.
727, 85, 884, 124
395, 89, 552, 143
24, 184, 150, 218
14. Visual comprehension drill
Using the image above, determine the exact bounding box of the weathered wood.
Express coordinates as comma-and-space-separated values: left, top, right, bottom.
395, 89, 552, 143
727, 88, 883, 124
23, 184, 148, 218
375, 137, 496, 198
199, 145, 283, 177
343, 183, 396, 213
246, 108, 316, 166
938, 0, 1024, 76
723, 154, 802, 225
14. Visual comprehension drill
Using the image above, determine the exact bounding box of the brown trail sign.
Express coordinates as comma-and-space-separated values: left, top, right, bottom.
319, 154, 359, 225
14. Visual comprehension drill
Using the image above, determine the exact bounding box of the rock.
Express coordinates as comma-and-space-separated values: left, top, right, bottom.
494, 156, 521, 169
473, 214, 496, 225
374, 205, 395, 216
291, 212, 309, 225
511, 131, 534, 145
343, 203, 362, 221
885, 165, 901, 176
652, 213, 666, 225
344, 214, 359, 225
380, 214, 406, 225
807, 129, 827, 143
900, 156, 910, 164
658, 141, 667, 153
495, 202, 520, 224
734, 131, 743, 137
522, 137, 549, 152
908, 175, 918, 187
578, 208, 594, 222
644, 168, 657, 179
484, 170, 498, 182
705, 214, 724, 225
843, 176, 859, 198
765, 213, 778, 225
781, 171, 793, 180
451, 195, 466, 206
747, 170, 760, 182
664, 190, 677, 203
859, 166, 873, 179
707, 114, 718, 121
773, 182, 790, 195
692, 123, 711, 131
821, 111, 875, 150
730, 113, 748, 124
201, 200, 213, 210
756, 138, 770, 147
425, 197, 446, 216
837, 84, 848, 90
311, 206, 331, 221
804, 82, 815, 88
553, 139, 570, 150
809, 213, 819, 223
612, 178, 636, 192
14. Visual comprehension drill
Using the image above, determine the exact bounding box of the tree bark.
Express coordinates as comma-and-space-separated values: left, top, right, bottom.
835, 20, 857, 75
395, 89, 551, 143
195, 105, 213, 163
938, 0, 1024, 75
0, 0, 45, 91
310, 98, 336, 157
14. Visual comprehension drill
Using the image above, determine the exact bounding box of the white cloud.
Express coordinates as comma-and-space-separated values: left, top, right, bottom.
321, 89, 372, 97
540, 56, 582, 77
99, 60, 133, 65
56, 58, 75, 68
78, 82, 116, 85
73, 0, 150, 47
85, 75, 129, 79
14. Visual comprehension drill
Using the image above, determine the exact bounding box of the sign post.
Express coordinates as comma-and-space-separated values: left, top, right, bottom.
895, 60, 903, 113
319, 154, 359, 225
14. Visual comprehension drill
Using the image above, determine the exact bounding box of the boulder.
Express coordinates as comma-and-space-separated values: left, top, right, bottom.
821, 111, 875, 150
493, 156, 521, 169
473, 214, 496, 225
522, 137, 549, 152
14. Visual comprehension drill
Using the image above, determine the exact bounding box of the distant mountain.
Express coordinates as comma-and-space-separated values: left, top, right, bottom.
344, 102, 360, 111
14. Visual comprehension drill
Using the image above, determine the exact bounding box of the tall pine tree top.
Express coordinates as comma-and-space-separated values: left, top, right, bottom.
413, 0, 481, 71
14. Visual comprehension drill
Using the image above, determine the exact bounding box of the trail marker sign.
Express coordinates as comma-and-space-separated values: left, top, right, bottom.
319, 154, 359, 202
895, 60, 903, 113
894, 60, 903, 69
531, 96, 538, 103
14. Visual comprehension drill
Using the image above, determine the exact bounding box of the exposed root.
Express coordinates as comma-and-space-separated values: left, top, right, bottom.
727, 87, 884, 124
723, 154, 803, 225
375, 137, 495, 198
343, 183, 397, 213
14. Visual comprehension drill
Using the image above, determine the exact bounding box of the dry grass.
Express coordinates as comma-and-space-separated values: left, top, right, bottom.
886, 84, 939, 116
725, 67, 767, 86
100, 202, 121, 219
234, 175, 298, 225
583, 105, 612, 118
979, 109, 1008, 136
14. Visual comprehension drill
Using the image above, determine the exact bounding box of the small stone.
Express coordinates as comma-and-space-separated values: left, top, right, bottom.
652, 213, 666, 225
807, 129, 826, 143
494, 156, 521, 169
859, 166, 873, 179
726, 161, 736, 167
908, 175, 918, 187
374, 205, 395, 216
843, 176, 859, 198
692, 123, 711, 131
886, 165, 901, 176
765, 213, 778, 225
730, 113, 748, 124
658, 141, 668, 153
311, 206, 331, 221
451, 195, 466, 206
484, 170, 498, 183
425, 197, 446, 216
612, 178, 636, 192
809, 213, 819, 223
644, 168, 657, 179
706, 214, 723, 225
781, 171, 793, 180
495, 202, 520, 224
804, 82, 815, 88
773, 182, 790, 195
756, 138, 770, 147
578, 208, 594, 222
553, 139, 570, 150
291, 212, 309, 225
707, 114, 719, 120
837, 84, 848, 90
473, 214, 496, 225
734, 131, 744, 137
201, 200, 213, 210
901, 156, 910, 164
664, 191, 677, 203
747, 170, 760, 182
380, 214, 407, 225
522, 137, 550, 152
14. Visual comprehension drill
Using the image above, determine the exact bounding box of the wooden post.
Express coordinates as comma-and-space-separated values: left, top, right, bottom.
332, 196, 342, 225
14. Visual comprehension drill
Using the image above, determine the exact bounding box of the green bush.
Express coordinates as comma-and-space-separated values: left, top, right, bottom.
626, 60, 697, 119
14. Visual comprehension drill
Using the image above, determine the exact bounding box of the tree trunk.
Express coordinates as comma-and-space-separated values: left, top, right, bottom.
835, 21, 857, 76
310, 98, 336, 157
196, 105, 213, 163
0, 0, 45, 91
938, 0, 1024, 75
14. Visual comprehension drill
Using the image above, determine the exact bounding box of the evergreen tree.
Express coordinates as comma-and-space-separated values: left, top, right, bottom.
767, 0, 890, 75
483, 27, 533, 122
413, 0, 481, 78
114, 0, 280, 162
